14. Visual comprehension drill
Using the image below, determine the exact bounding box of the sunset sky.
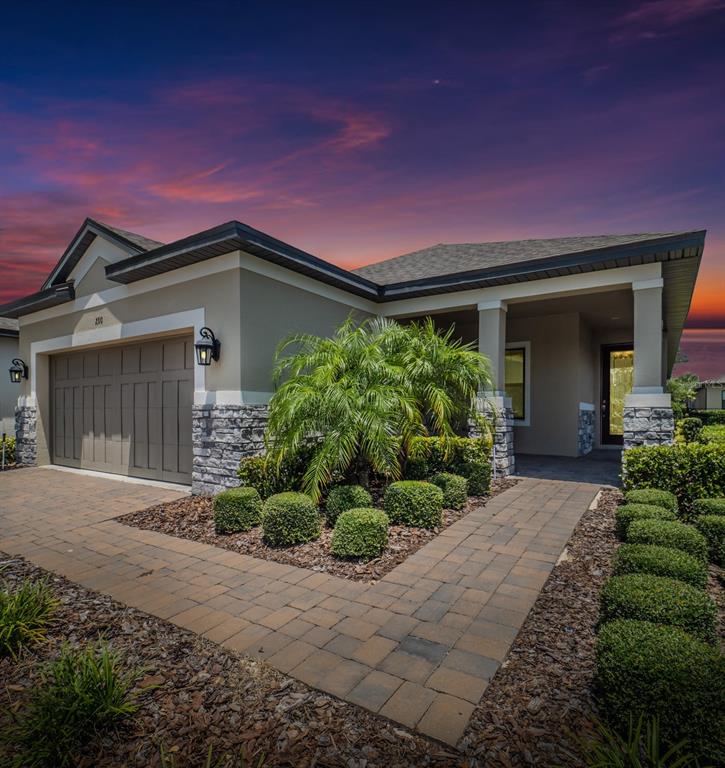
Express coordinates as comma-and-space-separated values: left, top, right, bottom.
1, 1, 723, 377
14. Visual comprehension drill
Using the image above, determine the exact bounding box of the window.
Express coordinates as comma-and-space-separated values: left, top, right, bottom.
505, 344, 528, 422
721, 390, 725, 409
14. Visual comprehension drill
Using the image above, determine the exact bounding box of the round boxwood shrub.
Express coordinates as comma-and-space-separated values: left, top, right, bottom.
325, 485, 373, 525
624, 488, 678, 515
430, 472, 468, 510
626, 519, 709, 563
595, 619, 725, 762
330, 507, 389, 560
612, 543, 708, 590
383, 481, 444, 529
599, 573, 716, 643
262, 492, 321, 546
213, 487, 263, 534
692, 497, 725, 517
693, 514, 725, 567
614, 503, 676, 539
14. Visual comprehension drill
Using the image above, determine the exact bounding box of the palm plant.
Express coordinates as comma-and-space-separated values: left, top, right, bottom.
266, 315, 492, 501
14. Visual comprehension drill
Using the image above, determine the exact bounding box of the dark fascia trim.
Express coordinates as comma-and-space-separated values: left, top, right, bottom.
377, 230, 707, 300
42, 218, 148, 290
106, 226, 707, 303
0, 282, 75, 319
0, 329, 19, 338
105, 220, 381, 299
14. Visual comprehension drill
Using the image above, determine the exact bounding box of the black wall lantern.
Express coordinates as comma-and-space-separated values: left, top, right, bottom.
194, 327, 220, 366
9, 358, 28, 383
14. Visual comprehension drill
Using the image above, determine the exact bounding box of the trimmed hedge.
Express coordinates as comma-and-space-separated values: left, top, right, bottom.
614, 503, 676, 539
213, 487, 263, 534
405, 436, 491, 495
595, 619, 725, 761
599, 573, 716, 643
626, 519, 709, 563
430, 472, 468, 510
694, 515, 725, 567
611, 543, 708, 590
622, 443, 725, 517
692, 409, 725, 425
702, 423, 725, 445
692, 497, 725, 517
384, 481, 444, 529
262, 492, 321, 546
330, 508, 389, 560
325, 485, 373, 525
678, 416, 703, 444
623, 488, 678, 515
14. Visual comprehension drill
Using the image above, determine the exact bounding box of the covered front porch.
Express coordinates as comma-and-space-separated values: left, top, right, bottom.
386, 262, 679, 475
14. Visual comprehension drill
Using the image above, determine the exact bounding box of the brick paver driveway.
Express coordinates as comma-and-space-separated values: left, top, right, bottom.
0, 466, 601, 746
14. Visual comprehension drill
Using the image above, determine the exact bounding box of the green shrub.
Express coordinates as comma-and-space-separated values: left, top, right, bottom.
622, 443, 725, 517
692, 409, 725, 425
702, 423, 725, 445
2, 642, 141, 767
599, 574, 716, 643
0, 578, 57, 659
325, 485, 373, 525
612, 544, 708, 590
626, 519, 709, 563
614, 503, 676, 539
330, 508, 389, 559
1, 434, 15, 464
405, 436, 491, 495
237, 444, 318, 499
693, 515, 725, 567
678, 417, 703, 444
623, 488, 678, 515
262, 492, 321, 546
213, 487, 263, 534
692, 497, 725, 517
430, 472, 468, 510
595, 620, 725, 762
384, 480, 444, 529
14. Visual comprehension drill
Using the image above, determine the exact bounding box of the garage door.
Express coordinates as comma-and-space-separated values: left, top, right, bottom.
51, 336, 194, 484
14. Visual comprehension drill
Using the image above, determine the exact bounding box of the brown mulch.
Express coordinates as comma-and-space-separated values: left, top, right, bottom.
118, 478, 519, 582
0, 555, 459, 768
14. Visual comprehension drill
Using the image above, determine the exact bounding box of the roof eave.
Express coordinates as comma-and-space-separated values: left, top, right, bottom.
0, 282, 76, 319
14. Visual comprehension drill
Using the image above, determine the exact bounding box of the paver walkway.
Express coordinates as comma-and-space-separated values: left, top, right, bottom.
0, 467, 601, 746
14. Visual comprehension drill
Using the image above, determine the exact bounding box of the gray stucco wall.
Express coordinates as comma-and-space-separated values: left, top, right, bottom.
0, 335, 19, 435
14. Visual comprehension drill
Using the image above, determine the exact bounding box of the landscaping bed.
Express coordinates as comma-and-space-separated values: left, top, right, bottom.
118, 477, 518, 582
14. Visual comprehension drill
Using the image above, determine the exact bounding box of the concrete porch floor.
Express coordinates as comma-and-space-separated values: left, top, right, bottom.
515, 450, 621, 487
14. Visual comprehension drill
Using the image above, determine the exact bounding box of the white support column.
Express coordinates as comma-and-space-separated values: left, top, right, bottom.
477, 300, 507, 394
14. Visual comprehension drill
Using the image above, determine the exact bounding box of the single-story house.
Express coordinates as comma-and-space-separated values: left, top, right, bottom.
694, 377, 725, 410
0, 318, 20, 436
0, 219, 705, 493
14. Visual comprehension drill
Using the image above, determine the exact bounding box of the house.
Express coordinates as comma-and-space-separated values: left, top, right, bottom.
0, 219, 705, 494
694, 377, 725, 410
0, 318, 20, 437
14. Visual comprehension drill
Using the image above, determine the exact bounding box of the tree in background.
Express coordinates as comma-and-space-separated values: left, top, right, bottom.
666, 372, 700, 419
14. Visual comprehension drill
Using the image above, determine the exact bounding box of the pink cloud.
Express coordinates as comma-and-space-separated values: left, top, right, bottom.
612, 0, 725, 41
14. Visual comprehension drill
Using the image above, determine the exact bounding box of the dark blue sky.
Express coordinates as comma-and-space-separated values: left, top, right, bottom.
1, 1, 724, 359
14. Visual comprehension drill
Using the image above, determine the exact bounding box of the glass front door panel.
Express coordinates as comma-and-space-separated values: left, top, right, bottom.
608, 349, 634, 437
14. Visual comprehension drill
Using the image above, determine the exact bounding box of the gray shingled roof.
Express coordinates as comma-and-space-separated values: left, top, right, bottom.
93, 221, 165, 252
352, 233, 688, 285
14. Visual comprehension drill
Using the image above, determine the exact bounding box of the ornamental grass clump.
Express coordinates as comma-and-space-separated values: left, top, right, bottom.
614, 503, 676, 539
383, 480, 444, 529
624, 488, 678, 515
611, 543, 708, 590
599, 573, 717, 643
693, 514, 725, 566
595, 619, 725, 762
692, 497, 725, 517
325, 484, 373, 525
2, 642, 141, 767
331, 508, 389, 560
0, 578, 57, 659
261, 492, 321, 546
213, 487, 263, 534
626, 519, 709, 563
430, 472, 468, 510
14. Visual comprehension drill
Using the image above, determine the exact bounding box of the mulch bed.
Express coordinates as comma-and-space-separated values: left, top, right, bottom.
118, 478, 519, 582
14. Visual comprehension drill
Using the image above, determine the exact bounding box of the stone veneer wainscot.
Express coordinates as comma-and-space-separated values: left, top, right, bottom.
14, 405, 37, 466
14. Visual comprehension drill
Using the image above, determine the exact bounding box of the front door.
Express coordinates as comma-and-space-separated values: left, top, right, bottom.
601, 344, 634, 446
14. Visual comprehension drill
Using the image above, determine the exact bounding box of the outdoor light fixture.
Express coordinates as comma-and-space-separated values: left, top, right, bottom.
9, 358, 28, 384
194, 327, 220, 366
